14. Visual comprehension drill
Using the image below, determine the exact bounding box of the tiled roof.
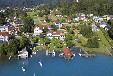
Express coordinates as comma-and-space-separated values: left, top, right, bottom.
47, 30, 60, 35
0, 32, 9, 36
34, 24, 51, 29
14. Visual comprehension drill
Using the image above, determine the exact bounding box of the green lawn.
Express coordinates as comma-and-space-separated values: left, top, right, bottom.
27, 10, 40, 17
95, 31, 111, 47
33, 16, 44, 25
82, 47, 111, 55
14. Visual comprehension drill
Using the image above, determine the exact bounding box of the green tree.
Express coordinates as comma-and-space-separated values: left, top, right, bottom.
44, 37, 51, 46
68, 30, 75, 36
42, 27, 49, 33
39, 33, 44, 38
8, 39, 19, 55
23, 16, 34, 33
20, 36, 30, 48
51, 25, 58, 31
0, 12, 5, 25
87, 37, 99, 48
0, 44, 4, 57
80, 25, 93, 38
31, 36, 38, 43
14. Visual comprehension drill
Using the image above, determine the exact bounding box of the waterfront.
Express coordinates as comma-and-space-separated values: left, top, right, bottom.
0, 49, 113, 76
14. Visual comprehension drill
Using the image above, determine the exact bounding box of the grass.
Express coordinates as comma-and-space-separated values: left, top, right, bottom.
95, 31, 111, 47
27, 10, 40, 17
37, 38, 66, 51
82, 47, 111, 55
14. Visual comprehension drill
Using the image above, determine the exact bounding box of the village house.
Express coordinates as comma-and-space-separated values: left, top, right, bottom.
46, 30, 65, 40
8, 27, 19, 36
46, 30, 60, 39
0, 32, 9, 42
106, 15, 113, 21
66, 18, 72, 23
79, 15, 86, 20
93, 16, 103, 23
54, 21, 63, 29
34, 24, 51, 36
91, 23, 100, 31
18, 47, 28, 59
64, 47, 74, 59
100, 22, 107, 28
60, 33, 65, 40
55, 14, 63, 17
0, 26, 8, 32
73, 16, 79, 21
12, 18, 24, 27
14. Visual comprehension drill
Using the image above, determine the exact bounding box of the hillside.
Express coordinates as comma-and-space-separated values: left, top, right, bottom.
0, 0, 67, 8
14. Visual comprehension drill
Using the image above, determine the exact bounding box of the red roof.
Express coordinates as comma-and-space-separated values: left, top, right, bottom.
64, 48, 74, 58
0, 32, 9, 36
47, 30, 60, 35
34, 24, 51, 30
64, 48, 70, 55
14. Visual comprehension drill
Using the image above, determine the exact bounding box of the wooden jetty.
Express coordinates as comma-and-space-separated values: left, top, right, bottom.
79, 53, 96, 57
79, 48, 96, 57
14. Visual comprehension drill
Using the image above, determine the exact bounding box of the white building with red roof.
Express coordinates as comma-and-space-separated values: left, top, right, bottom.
0, 32, 10, 42
47, 30, 65, 40
54, 21, 63, 29
34, 24, 51, 36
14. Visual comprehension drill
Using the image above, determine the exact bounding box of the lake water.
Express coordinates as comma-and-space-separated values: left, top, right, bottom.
0, 48, 113, 76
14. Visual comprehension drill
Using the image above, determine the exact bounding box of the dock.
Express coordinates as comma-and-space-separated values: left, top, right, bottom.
79, 53, 96, 57
79, 48, 96, 57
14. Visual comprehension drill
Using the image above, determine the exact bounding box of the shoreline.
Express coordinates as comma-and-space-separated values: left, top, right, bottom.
0, 46, 112, 60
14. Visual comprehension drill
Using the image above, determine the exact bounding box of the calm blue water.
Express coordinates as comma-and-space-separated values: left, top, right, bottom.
0, 49, 113, 76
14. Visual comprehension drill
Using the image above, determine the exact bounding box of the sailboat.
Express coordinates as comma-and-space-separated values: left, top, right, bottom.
22, 67, 25, 72
39, 60, 43, 67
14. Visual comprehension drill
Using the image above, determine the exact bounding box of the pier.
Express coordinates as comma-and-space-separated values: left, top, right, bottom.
79, 53, 96, 57
79, 48, 96, 57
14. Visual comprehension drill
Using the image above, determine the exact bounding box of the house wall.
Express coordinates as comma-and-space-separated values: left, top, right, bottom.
0, 27, 8, 32
34, 27, 43, 36
0, 36, 9, 41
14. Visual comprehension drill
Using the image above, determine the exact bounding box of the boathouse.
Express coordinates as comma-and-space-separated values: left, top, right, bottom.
64, 48, 74, 59
18, 47, 28, 59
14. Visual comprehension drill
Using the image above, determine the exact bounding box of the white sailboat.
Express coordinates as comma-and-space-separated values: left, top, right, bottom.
9, 56, 11, 60
39, 61, 43, 67
22, 67, 25, 72
78, 53, 82, 57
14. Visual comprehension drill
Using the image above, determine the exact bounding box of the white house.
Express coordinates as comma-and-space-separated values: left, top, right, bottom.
60, 33, 65, 40
0, 26, 8, 32
0, 32, 9, 42
34, 26, 43, 36
47, 31, 60, 39
34, 24, 52, 36
47, 31, 65, 40
12, 18, 24, 27
91, 23, 100, 31
18, 47, 28, 59
54, 21, 63, 29
100, 22, 107, 28
73, 16, 79, 21
94, 16, 103, 23
8, 27, 19, 36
